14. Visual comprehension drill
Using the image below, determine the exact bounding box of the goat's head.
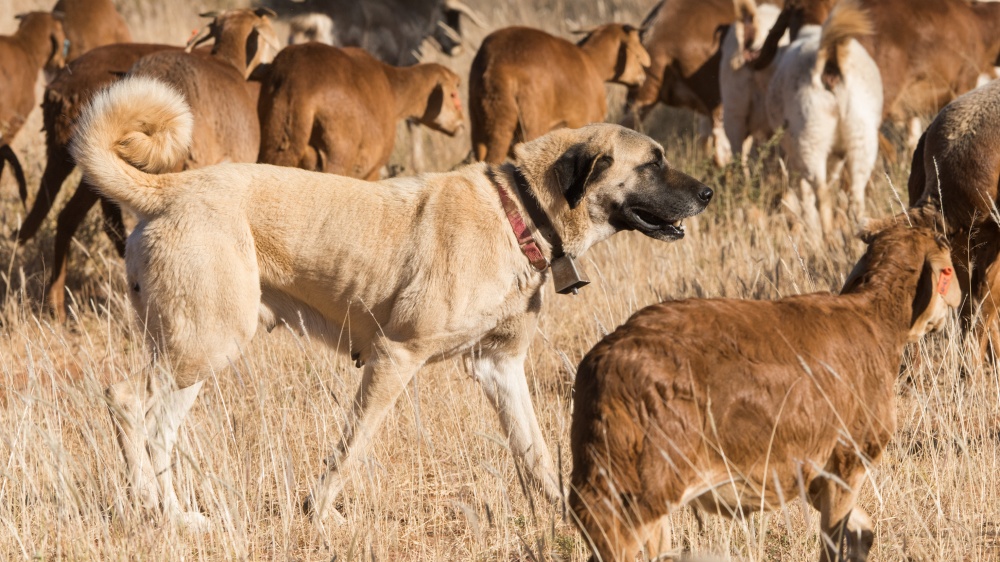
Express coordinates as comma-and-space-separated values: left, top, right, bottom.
14, 11, 67, 74
187, 8, 280, 78
416, 65, 464, 136
576, 24, 651, 87
843, 206, 961, 341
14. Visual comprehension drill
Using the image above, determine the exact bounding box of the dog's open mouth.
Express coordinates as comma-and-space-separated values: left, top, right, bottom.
624, 207, 687, 240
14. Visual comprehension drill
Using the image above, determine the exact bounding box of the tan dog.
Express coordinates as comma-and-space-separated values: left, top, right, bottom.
71, 76, 714, 528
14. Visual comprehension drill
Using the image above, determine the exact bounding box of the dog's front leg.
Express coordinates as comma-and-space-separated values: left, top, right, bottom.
472, 351, 562, 504
305, 340, 425, 524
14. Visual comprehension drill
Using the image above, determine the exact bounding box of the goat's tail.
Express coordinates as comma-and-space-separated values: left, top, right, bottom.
814, 0, 873, 87
70, 76, 192, 218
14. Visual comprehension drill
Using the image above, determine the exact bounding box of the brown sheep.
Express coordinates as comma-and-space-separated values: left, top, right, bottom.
570, 208, 960, 562
14, 43, 178, 321
908, 78, 1000, 359
19, 9, 278, 321
257, 42, 463, 180
134, 8, 278, 169
0, 12, 66, 204
469, 24, 650, 164
53, 0, 131, 61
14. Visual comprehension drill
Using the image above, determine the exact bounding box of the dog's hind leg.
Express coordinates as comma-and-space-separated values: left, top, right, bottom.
305, 338, 426, 524
473, 351, 561, 503
146, 378, 208, 530
106, 373, 161, 511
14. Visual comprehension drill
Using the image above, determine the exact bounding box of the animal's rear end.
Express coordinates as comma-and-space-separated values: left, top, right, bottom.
258, 52, 322, 170
468, 34, 519, 163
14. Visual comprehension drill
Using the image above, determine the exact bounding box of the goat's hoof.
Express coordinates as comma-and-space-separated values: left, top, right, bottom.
301, 493, 348, 526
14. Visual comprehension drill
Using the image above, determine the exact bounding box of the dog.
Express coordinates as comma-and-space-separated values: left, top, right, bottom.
71, 75, 714, 527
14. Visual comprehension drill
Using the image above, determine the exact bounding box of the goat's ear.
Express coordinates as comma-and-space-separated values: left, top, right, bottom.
840, 253, 869, 294
552, 144, 613, 209
244, 26, 260, 71
186, 24, 213, 52
254, 7, 277, 19
909, 255, 961, 338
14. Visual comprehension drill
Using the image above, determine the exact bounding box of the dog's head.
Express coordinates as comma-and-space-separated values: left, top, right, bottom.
513, 124, 713, 256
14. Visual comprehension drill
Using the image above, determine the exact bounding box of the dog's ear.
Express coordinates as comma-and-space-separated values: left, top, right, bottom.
552, 143, 613, 209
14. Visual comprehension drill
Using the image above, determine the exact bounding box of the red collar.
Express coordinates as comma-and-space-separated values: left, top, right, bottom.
489, 170, 549, 272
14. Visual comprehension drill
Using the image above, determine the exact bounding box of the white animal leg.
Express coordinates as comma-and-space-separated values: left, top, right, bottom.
306, 340, 425, 523
106, 375, 159, 510
146, 380, 207, 529
711, 107, 733, 167
907, 116, 923, 151
471, 351, 561, 503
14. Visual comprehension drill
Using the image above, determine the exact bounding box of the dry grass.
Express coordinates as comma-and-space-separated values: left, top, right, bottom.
0, 0, 998, 560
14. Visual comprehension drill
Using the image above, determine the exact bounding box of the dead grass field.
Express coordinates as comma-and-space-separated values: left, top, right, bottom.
0, 0, 998, 560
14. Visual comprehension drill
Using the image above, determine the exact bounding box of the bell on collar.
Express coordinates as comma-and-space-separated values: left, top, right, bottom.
551, 255, 590, 295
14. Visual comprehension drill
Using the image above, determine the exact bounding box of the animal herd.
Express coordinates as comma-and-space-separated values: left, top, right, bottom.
2, 0, 1000, 560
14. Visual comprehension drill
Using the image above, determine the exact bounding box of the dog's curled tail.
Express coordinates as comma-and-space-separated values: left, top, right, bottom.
70, 76, 192, 217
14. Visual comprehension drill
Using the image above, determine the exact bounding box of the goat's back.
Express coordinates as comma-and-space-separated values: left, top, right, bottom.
129, 50, 259, 168
571, 294, 898, 511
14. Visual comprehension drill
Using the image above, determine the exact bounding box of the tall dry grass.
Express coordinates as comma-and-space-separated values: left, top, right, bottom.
0, 0, 998, 560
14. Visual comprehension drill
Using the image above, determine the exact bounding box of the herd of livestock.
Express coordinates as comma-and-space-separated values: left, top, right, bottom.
2, 0, 1000, 560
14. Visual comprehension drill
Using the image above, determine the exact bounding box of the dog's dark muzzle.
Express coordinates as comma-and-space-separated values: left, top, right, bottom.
612, 168, 713, 241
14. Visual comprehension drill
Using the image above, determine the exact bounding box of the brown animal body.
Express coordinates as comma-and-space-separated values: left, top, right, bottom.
0, 12, 65, 204
908, 79, 1000, 357
754, 0, 1000, 124
257, 42, 463, 179
54, 0, 130, 61
15, 43, 178, 320
570, 213, 960, 562
134, 9, 277, 169
469, 25, 650, 164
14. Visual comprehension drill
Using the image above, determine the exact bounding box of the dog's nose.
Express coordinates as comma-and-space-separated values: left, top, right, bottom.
698, 186, 714, 203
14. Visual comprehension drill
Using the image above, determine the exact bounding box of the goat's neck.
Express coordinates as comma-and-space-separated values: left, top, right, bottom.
846, 266, 921, 349
579, 33, 621, 82
211, 32, 251, 76
973, 3, 1000, 65
384, 64, 440, 121
13, 20, 53, 70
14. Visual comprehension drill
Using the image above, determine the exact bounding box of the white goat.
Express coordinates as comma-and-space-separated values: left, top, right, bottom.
765, 0, 882, 234
719, 2, 788, 167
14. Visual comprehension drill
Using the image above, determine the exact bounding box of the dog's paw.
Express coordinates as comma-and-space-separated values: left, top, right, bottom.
172, 510, 211, 533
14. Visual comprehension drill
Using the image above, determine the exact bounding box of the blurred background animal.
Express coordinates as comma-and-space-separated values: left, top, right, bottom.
468, 24, 649, 164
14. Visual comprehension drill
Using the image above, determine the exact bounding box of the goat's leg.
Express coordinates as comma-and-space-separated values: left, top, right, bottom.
814, 468, 870, 562
572, 478, 647, 562
470, 349, 561, 502
46, 184, 101, 322
16, 147, 74, 243
642, 514, 676, 561
710, 107, 732, 168
305, 339, 425, 524
0, 144, 27, 206
975, 251, 1000, 361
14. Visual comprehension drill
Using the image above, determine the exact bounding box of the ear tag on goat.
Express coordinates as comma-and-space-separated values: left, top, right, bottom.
62, 38, 70, 58
937, 267, 953, 296
551, 255, 590, 295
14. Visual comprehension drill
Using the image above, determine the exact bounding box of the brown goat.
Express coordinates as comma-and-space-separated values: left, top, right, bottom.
19, 9, 277, 321
908, 79, 1000, 359
0, 12, 65, 204
570, 209, 960, 562
53, 0, 130, 61
469, 24, 650, 164
754, 0, 1000, 133
133, 8, 278, 169
15, 43, 178, 320
257, 42, 463, 179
